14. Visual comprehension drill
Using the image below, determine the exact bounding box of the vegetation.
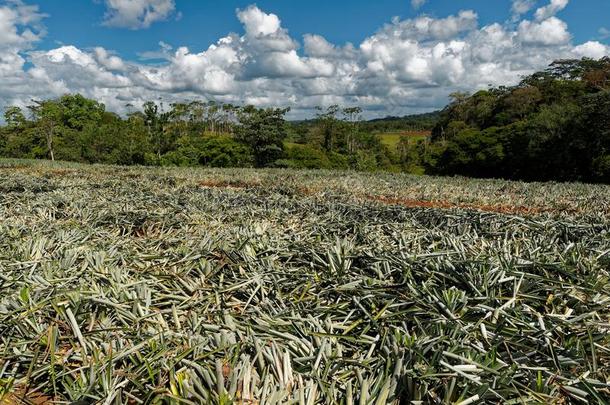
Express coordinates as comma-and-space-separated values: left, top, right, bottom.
377, 131, 429, 148
2, 57, 610, 181
359, 111, 440, 133
287, 111, 439, 144
0, 97, 422, 174
0, 159, 609, 403
406, 57, 610, 182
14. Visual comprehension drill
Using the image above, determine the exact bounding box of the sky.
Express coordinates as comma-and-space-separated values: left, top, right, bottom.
1, 0, 609, 119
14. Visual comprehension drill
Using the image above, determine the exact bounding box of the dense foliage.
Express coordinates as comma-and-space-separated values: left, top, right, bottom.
0, 97, 265, 168
1, 160, 609, 403
411, 57, 610, 182
288, 110, 440, 137
0, 97, 412, 172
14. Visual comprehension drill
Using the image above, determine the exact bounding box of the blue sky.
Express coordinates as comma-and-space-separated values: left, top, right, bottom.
33, 0, 610, 61
1, 0, 609, 118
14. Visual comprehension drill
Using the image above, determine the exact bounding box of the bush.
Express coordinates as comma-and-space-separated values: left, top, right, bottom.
198, 136, 252, 168
161, 147, 200, 167
327, 152, 350, 169
437, 128, 504, 177
592, 155, 610, 182
277, 144, 331, 169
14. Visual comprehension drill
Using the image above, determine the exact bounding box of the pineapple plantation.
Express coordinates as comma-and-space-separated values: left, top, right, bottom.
0, 159, 609, 404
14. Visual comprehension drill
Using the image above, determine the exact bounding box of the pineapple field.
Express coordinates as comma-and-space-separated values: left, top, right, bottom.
0, 159, 609, 404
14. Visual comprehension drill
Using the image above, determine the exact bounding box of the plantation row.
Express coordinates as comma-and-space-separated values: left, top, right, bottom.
0, 160, 609, 403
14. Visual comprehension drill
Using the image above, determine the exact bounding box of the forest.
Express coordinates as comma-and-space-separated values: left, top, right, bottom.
0, 96, 428, 172
420, 57, 610, 182
1, 57, 609, 182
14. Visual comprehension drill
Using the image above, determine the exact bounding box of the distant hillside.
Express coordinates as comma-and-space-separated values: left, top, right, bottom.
290, 111, 440, 132
363, 111, 441, 132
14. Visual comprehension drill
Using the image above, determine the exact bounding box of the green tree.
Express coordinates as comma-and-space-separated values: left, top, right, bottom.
315, 105, 341, 152
58, 94, 105, 130
198, 136, 252, 167
236, 106, 289, 167
28, 100, 62, 161
142, 101, 173, 159
342, 106, 362, 154
436, 128, 504, 177
276, 144, 331, 169
4, 106, 26, 129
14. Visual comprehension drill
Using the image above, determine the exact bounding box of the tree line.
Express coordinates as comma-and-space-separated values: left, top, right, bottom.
403, 57, 610, 183
1, 99, 280, 168
1, 57, 610, 182
0, 97, 422, 171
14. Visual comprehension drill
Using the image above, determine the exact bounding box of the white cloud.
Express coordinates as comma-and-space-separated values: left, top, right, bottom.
0, 0, 48, 107
411, 0, 427, 10
31, 46, 132, 89
237, 5, 281, 37
517, 17, 571, 45
94, 47, 127, 71
303, 34, 335, 58
371, 11, 479, 42
137, 40, 173, 60
534, 0, 569, 21
599, 27, 610, 40
1, 1, 609, 119
102, 0, 176, 29
573, 41, 610, 59
511, 0, 536, 18
0, 0, 45, 48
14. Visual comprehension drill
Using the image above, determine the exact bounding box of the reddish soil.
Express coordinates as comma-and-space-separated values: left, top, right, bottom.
0, 165, 29, 171
195, 178, 575, 216
1, 388, 55, 405
199, 179, 260, 189
364, 195, 556, 216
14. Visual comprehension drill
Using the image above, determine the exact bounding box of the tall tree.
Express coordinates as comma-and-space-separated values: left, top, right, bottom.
28, 100, 62, 161
143, 101, 171, 158
315, 105, 341, 152
4, 106, 26, 129
236, 106, 289, 167
342, 106, 362, 154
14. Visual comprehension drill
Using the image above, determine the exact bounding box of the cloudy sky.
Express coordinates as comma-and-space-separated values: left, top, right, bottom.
1, 0, 609, 119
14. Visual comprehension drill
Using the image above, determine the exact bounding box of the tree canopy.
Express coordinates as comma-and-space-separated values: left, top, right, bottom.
410, 57, 610, 182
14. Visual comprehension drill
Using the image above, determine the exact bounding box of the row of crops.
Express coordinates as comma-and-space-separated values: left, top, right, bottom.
0, 159, 609, 403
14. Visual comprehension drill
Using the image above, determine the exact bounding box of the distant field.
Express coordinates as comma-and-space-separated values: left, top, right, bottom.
377, 130, 430, 148
1, 159, 609, 404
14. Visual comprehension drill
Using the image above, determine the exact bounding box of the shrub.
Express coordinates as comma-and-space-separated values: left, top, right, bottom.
277, 144, 331, 169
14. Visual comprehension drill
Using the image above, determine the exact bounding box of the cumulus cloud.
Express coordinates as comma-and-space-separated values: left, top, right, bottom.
518, 17, 571, 45
102, 0, 176, 29
1, 1, 609, 119
237, 5, 281, 37
0, 0, 48, 107
534, 0, 569, 21
573, 41, 610, 59
137, 40, 173, 60
373, 11, 479, 42
0, 0, 45, 48
303, 34, 335, 58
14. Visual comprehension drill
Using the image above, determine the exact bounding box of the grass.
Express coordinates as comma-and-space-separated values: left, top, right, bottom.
377, 131, 430, 149
0, 158, 609, 404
